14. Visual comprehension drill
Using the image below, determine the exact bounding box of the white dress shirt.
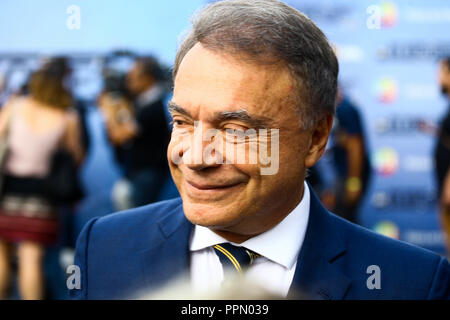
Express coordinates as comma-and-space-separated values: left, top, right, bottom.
189, 182, 311, 297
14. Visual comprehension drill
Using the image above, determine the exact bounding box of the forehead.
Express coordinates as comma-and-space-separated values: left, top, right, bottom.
173, 43, 295, 122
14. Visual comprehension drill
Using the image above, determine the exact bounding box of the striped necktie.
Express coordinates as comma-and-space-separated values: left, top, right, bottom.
213, 243, 260, 274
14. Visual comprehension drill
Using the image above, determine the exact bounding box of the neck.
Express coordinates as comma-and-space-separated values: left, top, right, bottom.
211, 230, 253, 244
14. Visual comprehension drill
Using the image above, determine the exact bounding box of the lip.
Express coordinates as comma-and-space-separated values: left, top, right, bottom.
186, 180, 242, 190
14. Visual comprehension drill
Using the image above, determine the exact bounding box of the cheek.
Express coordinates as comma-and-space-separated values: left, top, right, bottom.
277, 140, 306, 177
167, 139, 184, 183
282, 143, 304, 163
166, 139, 176, 167
167, 133, 187, 166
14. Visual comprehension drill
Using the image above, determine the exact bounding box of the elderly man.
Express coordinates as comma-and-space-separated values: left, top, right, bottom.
70, 0, 450, 299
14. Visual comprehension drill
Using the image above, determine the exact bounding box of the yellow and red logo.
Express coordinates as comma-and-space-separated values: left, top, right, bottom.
373, 221, 400, 239
377, 77, 398, 104
373, 147, 399, 176
381, 2, 398, 28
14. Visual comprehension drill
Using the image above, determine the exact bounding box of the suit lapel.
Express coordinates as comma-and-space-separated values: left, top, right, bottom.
290, 186, 351, 300
140, 202, 193, 292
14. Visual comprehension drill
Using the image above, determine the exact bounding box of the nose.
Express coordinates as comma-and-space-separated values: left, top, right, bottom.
185, 152, 221, 171
186, 134, 222, 171
176, 123, 223, 171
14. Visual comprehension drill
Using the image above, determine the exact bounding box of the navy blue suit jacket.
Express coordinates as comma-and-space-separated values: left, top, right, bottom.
70, 189, 450, 299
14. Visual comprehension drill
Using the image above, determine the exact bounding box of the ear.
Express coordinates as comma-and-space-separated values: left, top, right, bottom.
304, 114, 333, 168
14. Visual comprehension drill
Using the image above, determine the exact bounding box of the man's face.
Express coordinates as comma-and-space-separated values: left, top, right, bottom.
127, 62, 151, 95
168, 43, 329, 239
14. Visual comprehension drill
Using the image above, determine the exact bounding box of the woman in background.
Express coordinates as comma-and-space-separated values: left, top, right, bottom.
0, 68, 83, 300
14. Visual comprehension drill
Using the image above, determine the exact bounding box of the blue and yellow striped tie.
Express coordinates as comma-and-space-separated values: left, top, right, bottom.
213, 243, 260, 274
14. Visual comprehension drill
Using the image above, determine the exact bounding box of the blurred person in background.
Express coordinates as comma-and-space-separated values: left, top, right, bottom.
41, 57, 90, 258
319, 89, 372, 224
42, 57, 91, 153
101, 56, 171, 210
434, 57, 450, 254
0, 71, 7, 106
0, 68, 83, 299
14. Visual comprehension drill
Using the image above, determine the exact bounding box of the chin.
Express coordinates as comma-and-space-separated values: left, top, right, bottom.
182, 200, 239, 228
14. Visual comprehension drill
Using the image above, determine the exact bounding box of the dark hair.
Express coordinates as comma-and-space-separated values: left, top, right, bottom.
29, 69, 72, 109
442, 56, 450, 70
136, 56, 164, 81
42, 56, 71, 79
174, 0, 339, 129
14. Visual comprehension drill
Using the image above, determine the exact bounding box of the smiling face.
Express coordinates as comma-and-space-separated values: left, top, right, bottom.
169, 43, 331, 242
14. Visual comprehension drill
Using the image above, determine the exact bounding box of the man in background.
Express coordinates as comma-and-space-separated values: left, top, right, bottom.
434, 57, 450, 253
327, 90, 371, 223
104, 57, 171, 210
311, 89, 371, 224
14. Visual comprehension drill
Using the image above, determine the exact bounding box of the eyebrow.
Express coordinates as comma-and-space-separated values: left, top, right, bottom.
168, 101, 191, 118
215, 110, 272, 129
168, 101, 273, 129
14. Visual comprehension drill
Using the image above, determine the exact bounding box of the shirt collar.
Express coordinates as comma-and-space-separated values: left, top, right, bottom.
189, 182, 311, 269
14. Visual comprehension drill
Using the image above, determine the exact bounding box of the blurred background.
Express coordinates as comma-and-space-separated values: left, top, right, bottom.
0, 0, 449, 299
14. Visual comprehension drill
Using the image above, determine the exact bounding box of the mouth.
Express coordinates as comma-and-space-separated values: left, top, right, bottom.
186, 180, 242, 191
183, 179, 244, 200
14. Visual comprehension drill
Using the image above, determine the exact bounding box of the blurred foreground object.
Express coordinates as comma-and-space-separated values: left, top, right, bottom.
141, 271, 307, 300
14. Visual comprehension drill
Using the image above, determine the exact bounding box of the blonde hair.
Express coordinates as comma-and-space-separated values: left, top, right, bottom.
29, 70, 72, 110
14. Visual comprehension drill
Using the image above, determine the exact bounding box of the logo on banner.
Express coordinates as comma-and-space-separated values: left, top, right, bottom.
377, 43, 450, 61
380, 2, 398, 28
374, 117, 434, 135
366, 2, 398, 29
373, 147, 399, 176
377, 77, 398, 104
371, 189, 436, 211
373, 221, 400, 239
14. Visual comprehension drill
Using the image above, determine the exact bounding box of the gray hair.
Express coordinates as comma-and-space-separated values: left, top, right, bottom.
173, 0, 339, 129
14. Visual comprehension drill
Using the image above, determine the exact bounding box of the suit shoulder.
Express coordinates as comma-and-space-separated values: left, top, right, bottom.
329, 213, 444, 291
322, 213, 450, 298
332, 213, 440, 262
96, 197, 182, 227
88, 198, 183, 243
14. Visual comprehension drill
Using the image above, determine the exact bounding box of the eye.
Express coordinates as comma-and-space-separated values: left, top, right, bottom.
223, 124, 248, 134
171, 118, 188, 127
226, 128, 246, 135
224, 126, 256, 144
